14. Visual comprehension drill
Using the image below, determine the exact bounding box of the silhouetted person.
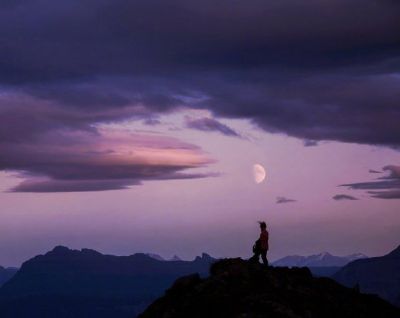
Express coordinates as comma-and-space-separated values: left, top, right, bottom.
250, 221, 269, 265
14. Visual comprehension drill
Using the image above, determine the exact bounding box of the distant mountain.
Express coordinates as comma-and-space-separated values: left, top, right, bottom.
145, 253, 165, 261
139, 258, 400, 318
273, 252, 368, 267
0, 267, 18, 287
194, 252, 215, 263
333, 245, 400, 307
0, 246, 216, 318
168, 255, 182, 261
146, 254, 183, 262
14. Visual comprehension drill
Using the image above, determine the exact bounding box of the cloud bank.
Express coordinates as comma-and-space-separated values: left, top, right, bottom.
1, 0, 400, 191
0, 0, 399, 146
2, 125, 215, 192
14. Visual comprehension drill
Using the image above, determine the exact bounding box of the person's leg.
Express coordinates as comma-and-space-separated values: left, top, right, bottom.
261, 250, 268, 266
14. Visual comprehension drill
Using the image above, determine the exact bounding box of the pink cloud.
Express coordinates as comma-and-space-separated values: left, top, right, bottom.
3, 127, 217, 192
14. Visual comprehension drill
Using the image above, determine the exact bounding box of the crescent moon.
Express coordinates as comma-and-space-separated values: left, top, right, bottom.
253, 164, 266, 184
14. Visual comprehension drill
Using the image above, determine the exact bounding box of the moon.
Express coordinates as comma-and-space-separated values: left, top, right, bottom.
253, 164, 266, 184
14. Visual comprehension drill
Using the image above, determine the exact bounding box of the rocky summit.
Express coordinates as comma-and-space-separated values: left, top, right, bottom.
139, 258, 400, 318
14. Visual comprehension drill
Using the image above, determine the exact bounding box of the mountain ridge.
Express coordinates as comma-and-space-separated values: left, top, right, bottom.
273, 251, 368, 267
333, 245, 400, 307
0, 246, 216, 317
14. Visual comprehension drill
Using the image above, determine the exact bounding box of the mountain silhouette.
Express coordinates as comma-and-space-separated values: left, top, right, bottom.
0, 267, 18, 288
139, 258, 400, 318
273, 252, 367, 267
0, 246, 216, 318
272, 252, 368, 278
333, 245, 400, 307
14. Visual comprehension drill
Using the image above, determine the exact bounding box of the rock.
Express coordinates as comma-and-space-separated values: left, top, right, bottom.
139, 258, 400, 318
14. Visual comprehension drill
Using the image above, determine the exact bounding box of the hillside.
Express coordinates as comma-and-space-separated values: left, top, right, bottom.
139, 258, 400, 318
333, 245, 400, 307
0, 267, 18, 288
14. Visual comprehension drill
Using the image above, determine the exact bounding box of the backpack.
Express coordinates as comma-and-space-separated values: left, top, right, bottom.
253, 239, 261, 254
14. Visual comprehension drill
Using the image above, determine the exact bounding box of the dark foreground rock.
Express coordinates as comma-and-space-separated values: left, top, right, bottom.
139, 258, 400, 318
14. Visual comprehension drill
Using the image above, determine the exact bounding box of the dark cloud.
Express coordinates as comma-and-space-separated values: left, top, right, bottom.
332, 194, 358, 201
340, 165, 400, 199
0, 0, 25, 9
11, 172, 217, 193
0, 0, 399, 147
0, 1, 398, 148
276, 197, 297, 204
185, 116, 240, 137
368, 190, 400, 199
1, 0, 400, 192
1, 0, 399, 82
26, 84, 131, 109
11, 179, 139, 193
369, 169, 382, 174
303, 140, 319, 147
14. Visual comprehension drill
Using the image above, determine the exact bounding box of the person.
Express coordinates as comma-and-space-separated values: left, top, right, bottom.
250, 221, 269, 265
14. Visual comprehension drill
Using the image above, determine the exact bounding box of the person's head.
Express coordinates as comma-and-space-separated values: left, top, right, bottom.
258, 221, 267, 230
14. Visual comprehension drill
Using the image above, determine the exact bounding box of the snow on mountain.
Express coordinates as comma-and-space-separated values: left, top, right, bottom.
273, 252, 368, 267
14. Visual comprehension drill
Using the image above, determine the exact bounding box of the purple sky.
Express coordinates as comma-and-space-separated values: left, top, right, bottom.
1, 0, 400, 266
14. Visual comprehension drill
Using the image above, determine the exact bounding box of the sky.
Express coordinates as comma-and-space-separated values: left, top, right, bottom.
1, 0, 400, 267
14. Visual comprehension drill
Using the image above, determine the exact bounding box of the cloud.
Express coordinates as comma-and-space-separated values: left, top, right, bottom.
143, 118, 162, 126
276, 196, 297, 204
11, 179, 139, 193
0, 0, 398, 149
1, 0, 400, 193
368, 190, 400, 199
11, 172, 217, 193
2, 0, 399, 82
332, 194, 358, 201
0, 94, 220, 193
369, 169, 382, 174
383, 165, 400, 178
1, 126, 217, 192
185, 116, 240, 137
303, 140, 319, 147
340, 165, 400, 199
